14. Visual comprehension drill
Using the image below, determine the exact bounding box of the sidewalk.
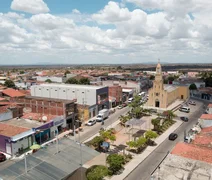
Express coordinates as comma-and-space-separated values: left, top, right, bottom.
108, 119, 183, 180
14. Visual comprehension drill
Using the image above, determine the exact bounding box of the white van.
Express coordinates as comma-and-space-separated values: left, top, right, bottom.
138, 92, 145, 97
179, 106, 190, 113
128, 97, 134, 103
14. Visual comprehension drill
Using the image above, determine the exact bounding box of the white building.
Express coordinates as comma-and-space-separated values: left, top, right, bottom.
31, 84, 109, 109
198, 114, 212, 128
36, 76, 66, 83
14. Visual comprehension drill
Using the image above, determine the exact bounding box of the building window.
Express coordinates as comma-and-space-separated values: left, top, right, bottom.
156, 93, 159, 96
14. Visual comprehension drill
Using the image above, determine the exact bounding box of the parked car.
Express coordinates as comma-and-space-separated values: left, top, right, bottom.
180, 116, 189, 122
189, 101, 196, 105
86, 120, 96, 126
122, 103, 127, 107
128, 97, 134, 103
168, 133, 178, 141
117, 105, 123, 109
179, 106, 190, 113
0, 153, 6, 162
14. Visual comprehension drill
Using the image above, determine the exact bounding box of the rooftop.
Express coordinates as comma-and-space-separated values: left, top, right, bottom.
200, 114, 212, 120
2, 118, 44, 129
24, 96, 77, 103
0, 138, 99, 180
164, 85, 178, 92
0, 123, 29, 137
152, 154, 212, 180
207, 104, 212, 108
171, 142, 212, 164
35, 83, 106, 90
2, 88, 25, 97
22, 113, 58, 122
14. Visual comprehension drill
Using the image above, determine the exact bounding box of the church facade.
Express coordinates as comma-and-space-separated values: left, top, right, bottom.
147, 62, 189, 109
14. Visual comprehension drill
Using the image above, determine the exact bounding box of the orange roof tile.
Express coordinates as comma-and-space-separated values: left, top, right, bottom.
2, 88, 25, 97
171, 142, 212, 163
200, 114, 212, 120
0, 123, 29, 137
208, 104, 212, 108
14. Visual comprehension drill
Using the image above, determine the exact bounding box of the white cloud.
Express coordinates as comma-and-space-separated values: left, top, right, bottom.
11, 0, 49, 14
0, 1, 212, 64
72, 9, 81, 14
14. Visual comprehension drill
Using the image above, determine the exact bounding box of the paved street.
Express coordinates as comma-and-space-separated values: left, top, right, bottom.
125, 101, 205, 180
75, 107, 130, 142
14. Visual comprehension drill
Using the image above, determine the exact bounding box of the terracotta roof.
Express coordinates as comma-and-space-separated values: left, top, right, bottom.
0, 106, 10, 113
208, 104, 212, 108
0, 123, 29, 137
22, 113, 58, 122
0, 98, 5, 101
2, 88, 25, 97
201, 126, 212, 133
171, 142, 212, 164
200, 114, 212, 120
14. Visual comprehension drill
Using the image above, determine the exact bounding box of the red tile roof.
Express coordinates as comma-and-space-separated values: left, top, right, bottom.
200, 114, 212, 120
2, 88, 25, 97
208, 104, 212, 108
201, 126, 212, 133
0, 106, 10, 113
0, 123, 29, 137
171, 142, 212, 163
0, 98, 5, 101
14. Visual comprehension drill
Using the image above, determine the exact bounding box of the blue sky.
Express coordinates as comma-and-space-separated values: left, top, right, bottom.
0, 0, 211, 64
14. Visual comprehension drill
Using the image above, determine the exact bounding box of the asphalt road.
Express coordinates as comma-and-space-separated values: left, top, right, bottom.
78, 106, 130, 142
125, 102, 205, 180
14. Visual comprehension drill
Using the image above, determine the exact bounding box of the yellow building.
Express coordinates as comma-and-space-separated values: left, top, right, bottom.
147, 61, 189, 109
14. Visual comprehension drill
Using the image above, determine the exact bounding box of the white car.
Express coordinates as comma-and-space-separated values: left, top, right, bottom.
86, 120, 96, 126
117, 105, 123, 109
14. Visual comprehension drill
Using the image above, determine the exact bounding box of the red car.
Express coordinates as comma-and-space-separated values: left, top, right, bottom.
0, 153, 6, 162
122, 103, 127, 107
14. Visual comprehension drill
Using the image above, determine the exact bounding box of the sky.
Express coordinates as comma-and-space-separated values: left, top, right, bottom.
0, 0, 212, 65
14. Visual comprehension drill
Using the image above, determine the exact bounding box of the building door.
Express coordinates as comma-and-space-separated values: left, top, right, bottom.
155, 101, 160, 107
181, 95, 184, 99
6, 143, 12, 154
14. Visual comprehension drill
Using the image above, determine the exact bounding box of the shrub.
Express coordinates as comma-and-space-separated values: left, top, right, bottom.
106, 154, 125, 175
86, 165, 109, 180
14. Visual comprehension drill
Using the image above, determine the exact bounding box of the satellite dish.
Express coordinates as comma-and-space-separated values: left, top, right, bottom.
42, 116, 47, 121
23, 107, 32, 113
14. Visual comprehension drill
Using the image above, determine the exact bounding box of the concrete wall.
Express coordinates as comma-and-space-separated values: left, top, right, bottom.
0, 110, 13, 121
36, 76, 65, 83
11, 136, 33, 155
177, 86, 189, 100
31, 85, 101, 106
199, 119, 212, 128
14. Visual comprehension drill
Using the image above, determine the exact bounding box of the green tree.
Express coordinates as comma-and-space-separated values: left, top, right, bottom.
66, 77, 78, 84
4, 79, 15, 88
19, 70, 25, 74
106, 154, 125, 174
149, 75, 155, 80
131, 106, 143, 118
189, 83, 197, 90
86, 165, 108, 180
145, 130, 158, 143
99, 129, 116, 142
79, 77, 90, 85
126, 141, 137, 148
64, 70, 70, 77
45, 79, 52, 83
119, 115, 130, 125
151, 118, 161, 131
90, 136, 104, 149
164, 110, 176, 121
167, 76, 175, 82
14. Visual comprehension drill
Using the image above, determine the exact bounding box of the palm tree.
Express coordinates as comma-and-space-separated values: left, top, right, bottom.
151, 118, 160, 131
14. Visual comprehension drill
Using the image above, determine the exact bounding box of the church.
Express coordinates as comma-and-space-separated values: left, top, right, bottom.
147, 61, 189, 109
